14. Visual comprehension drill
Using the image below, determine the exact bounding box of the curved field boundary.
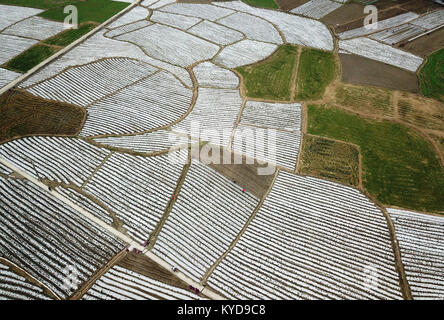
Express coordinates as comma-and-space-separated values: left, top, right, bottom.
0, 156, 224, 300
0, 0, 142, 96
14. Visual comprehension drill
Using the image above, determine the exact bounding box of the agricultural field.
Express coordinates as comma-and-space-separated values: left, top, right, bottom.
0, 0, 443, 303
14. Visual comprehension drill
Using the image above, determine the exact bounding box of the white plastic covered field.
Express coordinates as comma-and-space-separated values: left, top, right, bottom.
0, 137, 110, 187
83, 149, 188, 243
0, 261, 51, 300
0, 177, 125, 299
388, 208, 444, 300
207, 172, 403, 299
83, 265, 200, 300
152, 161, 259, 283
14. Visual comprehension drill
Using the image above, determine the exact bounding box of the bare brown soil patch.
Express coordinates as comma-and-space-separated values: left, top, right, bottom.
339, 53, 419, 93
400, 0, 442, 14
193, 144, 276, 199
0, 90, 85, 144
298, 134, 361, 187
398, 92, 444, 132
428, 132, 444, 162
399, 27, 444, 57
321, 3, 366, 27
275, 0, 309, 11
334, 7, 407, 34
334, 83, 394, 118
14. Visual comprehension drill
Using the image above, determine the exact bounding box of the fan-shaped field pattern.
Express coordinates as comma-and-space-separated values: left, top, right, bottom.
115, 24, 220, 67
193, 62, 239, 89
213, 1, 334, 51
152, 161, 259, 283
207, 172, 403, 299
27, 58, 158, 107
83, 149, 188, 243
0, 137, 110, 187
93, 130, 192, 154
83, 265, 200, 300
80, 70, 193, 137
0, 261, 51, 300
173, 88, 242, 146
217, 12, 282, 44
388, 208, 444, 300
0, 177, 125, 299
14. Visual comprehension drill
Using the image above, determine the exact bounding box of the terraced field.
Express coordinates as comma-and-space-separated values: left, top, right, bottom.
0, 0, 443, 302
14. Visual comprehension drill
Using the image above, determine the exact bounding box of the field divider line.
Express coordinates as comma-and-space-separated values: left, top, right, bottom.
0, 257, 61, 300
200, 168, 279, 285
0, 156, 224, 300
290, 46, 301, 100
0, 0, 142, 96
146, 148, 192, 251
80, 151, 114, 189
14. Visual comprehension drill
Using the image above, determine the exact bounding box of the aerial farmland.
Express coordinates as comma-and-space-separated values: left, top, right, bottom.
0, 0, 443, 303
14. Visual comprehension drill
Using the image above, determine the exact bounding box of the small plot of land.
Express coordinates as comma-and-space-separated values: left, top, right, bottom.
3, 44, 59, 73
398, 92, 444, 131
0, 89, 85, 143
321, 2, 365, 26
400, 28, 444, 57
298, 135, 360, 187
339, 53, 419, 93
195, 144, 276, 199
242, 0, 278, 9
419, 49, 444, 102
334, 83, 394, 117
235, 45, 298, 101
39, 0, 129, 24
307, 104, 444, 213
295, 47, 336, 100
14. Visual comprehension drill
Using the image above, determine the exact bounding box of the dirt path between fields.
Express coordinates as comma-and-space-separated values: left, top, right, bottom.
0, 157, 225, 300
200, 169, 279, 284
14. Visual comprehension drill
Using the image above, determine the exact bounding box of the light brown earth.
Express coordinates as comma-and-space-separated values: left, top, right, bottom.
0, 89, 85, 144
339, 53, 419, 93
298, 134, 361, 187
321, 3, 366, 27
399, 27, 444, 57
194, 144, 276, 199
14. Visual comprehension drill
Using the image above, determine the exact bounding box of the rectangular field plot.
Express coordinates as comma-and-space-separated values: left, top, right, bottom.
298, 135, 360, 187
149, 10, 201, 30
232, 124, 301, 170
152, 161, 259, 283
0, 137, 110, 187
410, 9, 444, 30
83, 265, 201, 300
159, 3, 234, 21
290, 0, 342, 19
0, 177, 126, 299
207, 171, 403, 299
83, 150, 188, 243
388, 208, 444, 300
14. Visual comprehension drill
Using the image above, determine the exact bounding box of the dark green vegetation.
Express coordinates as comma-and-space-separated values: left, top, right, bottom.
419, 49, 444, 102
296, 48, 336, 100
299, 135, 360, 187
307, 104, 444, 213
3, 44, 59, 73
44, 22, 97, 46
236, 45, 298, 100
39, 0, 129, 24
242, 0, 278, 9
0, 90, 85, 143
0, 0, 73, 9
